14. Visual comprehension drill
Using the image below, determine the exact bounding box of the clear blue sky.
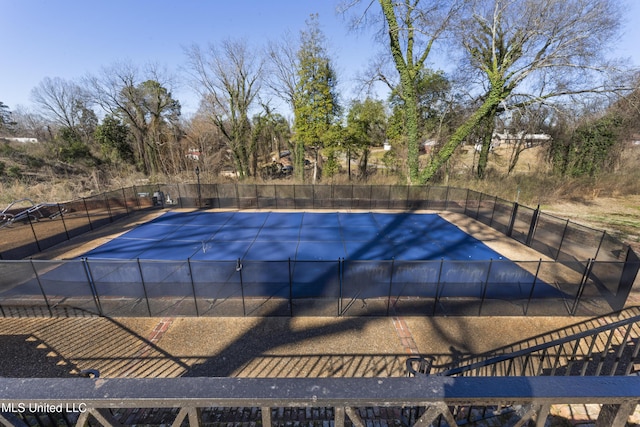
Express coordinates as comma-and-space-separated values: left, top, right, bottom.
1, 0, 639, 116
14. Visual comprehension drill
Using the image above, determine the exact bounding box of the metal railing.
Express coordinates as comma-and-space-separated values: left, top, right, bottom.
408, 307, 640, 378
0, 376, 638, 427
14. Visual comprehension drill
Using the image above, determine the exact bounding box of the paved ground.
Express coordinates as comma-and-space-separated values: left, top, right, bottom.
0, 314, 621, 378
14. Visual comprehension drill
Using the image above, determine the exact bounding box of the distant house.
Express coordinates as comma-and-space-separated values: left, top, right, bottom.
2, 137, 38, 143
186, 148, 201, 161
492, 132, 551, 147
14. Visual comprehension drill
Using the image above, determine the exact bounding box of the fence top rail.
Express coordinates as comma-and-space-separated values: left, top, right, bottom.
1, 377, 639, 407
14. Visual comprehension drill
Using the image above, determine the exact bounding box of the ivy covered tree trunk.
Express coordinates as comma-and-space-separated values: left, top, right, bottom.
476, 108, 498, 179
420, 86, 507, 183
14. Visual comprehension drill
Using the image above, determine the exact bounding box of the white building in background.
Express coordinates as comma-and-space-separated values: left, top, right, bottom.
492, 131, 551, 147
2, 137, 38, 143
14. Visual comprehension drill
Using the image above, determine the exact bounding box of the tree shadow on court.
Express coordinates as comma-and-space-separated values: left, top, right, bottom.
182, 211, 518, 377
0, 310, 190, 378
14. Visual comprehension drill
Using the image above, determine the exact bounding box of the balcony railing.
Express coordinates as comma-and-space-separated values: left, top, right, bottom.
0, 376, 639, 427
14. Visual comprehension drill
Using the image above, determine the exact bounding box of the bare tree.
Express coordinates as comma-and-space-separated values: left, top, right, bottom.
85, 62, 181, 175
31, 77, 89, 131
185, 39, 264, 179
266, 31, 300, 110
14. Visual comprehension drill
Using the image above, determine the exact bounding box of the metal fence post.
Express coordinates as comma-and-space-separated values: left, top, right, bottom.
104, 193, 113, 223
444, 186, 451, 211
433, 259, 445, 316
571, 259, 594, 315
593, 231, 606, 261
82, 197, 94, 230
82, 258, 103, 316
26, 213, 42, 252
237, 258, 246, 316
288, 258, 293, 316
30, 259, 52, 316
122, 188, 129, 216
338, 258, 343, 316
133, 185, 141, 210
525, 259, 543, 316
475, 192, 483, 220
525, 205, 540, 247
555, 219, 570, 260
187, 258, 199, 317
386, 258, 395, 316
507, 202, 519, 237
489, 195, 498, 228
137, 259, 153, 317
57, 203, 70, 241
479, 259, 493, 315
176, 184, 183, 208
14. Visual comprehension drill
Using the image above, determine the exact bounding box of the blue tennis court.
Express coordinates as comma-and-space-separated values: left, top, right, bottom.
83, 211, 507, 262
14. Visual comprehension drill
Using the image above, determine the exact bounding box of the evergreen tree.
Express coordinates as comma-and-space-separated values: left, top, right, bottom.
293, 15, 341, 181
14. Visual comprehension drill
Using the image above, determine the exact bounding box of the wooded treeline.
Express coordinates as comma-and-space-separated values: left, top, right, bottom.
1, 0, 638, 188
